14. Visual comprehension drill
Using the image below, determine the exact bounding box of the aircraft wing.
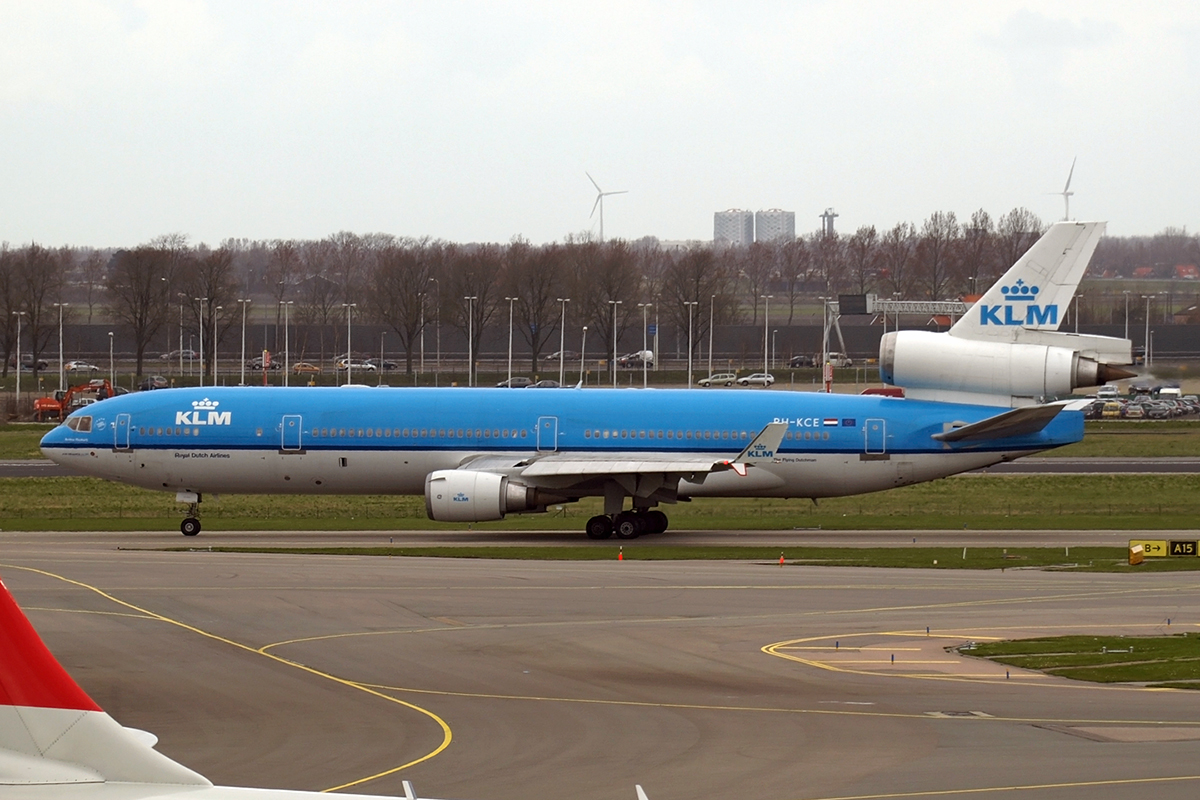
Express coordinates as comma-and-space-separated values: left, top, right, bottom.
517, 421, 788, 479
931, 403, 1066, 443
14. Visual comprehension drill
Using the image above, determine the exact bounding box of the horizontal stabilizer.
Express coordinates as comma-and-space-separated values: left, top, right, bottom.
932, 404, 1066, 443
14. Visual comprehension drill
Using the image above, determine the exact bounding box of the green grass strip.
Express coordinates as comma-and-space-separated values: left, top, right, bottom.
969, 633, 1200, 685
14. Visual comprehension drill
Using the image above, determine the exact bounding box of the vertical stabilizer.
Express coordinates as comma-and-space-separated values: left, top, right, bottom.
0, 577, 211, 786
950, 221, 1106, 341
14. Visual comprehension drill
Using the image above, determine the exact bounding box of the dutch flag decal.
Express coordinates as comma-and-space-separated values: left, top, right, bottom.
822, 418, 838, 427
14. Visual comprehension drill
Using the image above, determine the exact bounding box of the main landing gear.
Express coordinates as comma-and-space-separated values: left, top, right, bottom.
585, 509, 669, 540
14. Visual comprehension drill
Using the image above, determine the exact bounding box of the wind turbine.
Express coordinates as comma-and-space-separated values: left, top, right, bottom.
587, 172, 627, 243
1053, 157, 1076, 221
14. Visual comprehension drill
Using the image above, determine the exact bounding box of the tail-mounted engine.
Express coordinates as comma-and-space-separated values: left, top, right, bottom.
880, 330, 1135, 407
425, 470, 567, 522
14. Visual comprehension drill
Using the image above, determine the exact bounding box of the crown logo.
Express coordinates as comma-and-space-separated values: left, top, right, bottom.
1000, 279, 1040, 300
192, 398, 219, 410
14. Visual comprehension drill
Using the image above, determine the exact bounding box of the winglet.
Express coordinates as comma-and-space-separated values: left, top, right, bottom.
636, 785, 650, 800
721, 421, 788, 476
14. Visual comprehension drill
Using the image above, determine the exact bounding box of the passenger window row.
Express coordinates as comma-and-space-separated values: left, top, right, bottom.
310, 427, 529, 440
139, 426, 198, 437
584, 429, 752, 441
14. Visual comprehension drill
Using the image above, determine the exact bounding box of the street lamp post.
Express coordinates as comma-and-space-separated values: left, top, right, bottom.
580, 326, 588, 386
1142, 295, 1153, 367
638, 303, 651, 388
684, 301, 698, 388
607, 299, 622, 387
107, 331, 114, 388
280, 301, 294, 387
213, 307, 222, 384
557, 297, 569, 386
177, 293, 186, 377
379, 330, 386, 387
12, 311, 26, 410
464, 296, 477, 387
772, 329, 778, 370
505, 296, 517, 387
238, 299, 251, 386
707, 294, 716, 379
428, 278, 440, 385
761, 295, 773, 374
54, 302, 67, 391
195, 298, 207, 387
1123, 291, 1131, 340
418, 292, 426, 375
342, 303, 356, 386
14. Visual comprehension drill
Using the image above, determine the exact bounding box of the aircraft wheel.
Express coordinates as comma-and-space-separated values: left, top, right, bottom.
644, 510, 668, 534
585, 515, 613, 540
614, 512, 643, 539
181, 518, 202, 537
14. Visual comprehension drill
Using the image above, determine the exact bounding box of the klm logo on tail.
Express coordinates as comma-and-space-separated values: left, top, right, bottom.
174, 398, 232, 426
979, 280, 1058, 327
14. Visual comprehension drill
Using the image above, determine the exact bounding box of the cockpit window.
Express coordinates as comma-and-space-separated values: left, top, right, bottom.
66, 416, 93, 432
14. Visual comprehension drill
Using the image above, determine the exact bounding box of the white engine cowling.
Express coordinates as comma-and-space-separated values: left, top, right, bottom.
425, 470, 562, 522
880, 330, 1131, 406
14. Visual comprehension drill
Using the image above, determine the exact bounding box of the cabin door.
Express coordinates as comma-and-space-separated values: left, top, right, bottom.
281, 415, 303, 452
864, 418, 886, 454
537, 416, 558, 452
114, 413, 132, 451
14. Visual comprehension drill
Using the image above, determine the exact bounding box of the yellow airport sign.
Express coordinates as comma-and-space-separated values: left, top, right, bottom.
1130, 540, 1168, 557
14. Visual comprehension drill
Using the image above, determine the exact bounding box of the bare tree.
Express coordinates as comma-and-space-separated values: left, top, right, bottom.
447, 244, 502, 385
776, 238, 810, 323
295, 240, 341, 364
505, 239, 566, 371
879, 222, 917, 298
995, 207, 1044, 275
368, 238, 434, 374
738, 243, 775, 324
181, 247, 240, 380
0, 245, 17, 378
77, 249, 107, 324
106, 247, 172, 378
844, 226, 880, 296
16, 244, 66, 377
660, 246, 730, 363
915, 211, 959, 300
565, 238, 640, 364
958, 209, 996, 295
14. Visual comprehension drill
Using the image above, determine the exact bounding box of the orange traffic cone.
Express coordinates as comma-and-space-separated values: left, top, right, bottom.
618, 547, 624, 561
779, 552, 785, 567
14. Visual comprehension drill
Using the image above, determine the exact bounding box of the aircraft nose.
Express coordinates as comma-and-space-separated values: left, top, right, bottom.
40, 423, 69, 462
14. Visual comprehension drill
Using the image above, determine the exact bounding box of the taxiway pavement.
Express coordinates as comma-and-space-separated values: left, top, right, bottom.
3, 533, 1200, 800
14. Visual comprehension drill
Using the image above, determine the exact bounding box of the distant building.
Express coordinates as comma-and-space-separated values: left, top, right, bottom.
714, 209, 754, 246
755, 209, 795, 242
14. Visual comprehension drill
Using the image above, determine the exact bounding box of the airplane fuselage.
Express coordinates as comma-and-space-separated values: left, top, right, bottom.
40, 386, 1082, 504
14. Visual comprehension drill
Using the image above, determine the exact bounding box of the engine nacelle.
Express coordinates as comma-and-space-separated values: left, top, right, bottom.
424, 470, 564, 522
880, 330, 1133, 406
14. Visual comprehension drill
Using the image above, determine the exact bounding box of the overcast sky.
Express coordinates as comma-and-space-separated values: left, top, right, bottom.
2, 1, 1197, 248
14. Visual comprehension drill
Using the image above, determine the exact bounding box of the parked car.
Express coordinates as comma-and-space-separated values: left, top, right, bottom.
616, 350, 655, 367
1122, 404, 1145, 419
247, 356, 282, 370
543, 350, 580, 362
1100, 401, 1123, 419
737, 373, 775, 387
788, 354, 815, 368
697, 373, 737, 387
336, 359, 377, 372
292, 362, 321, 375
64, 360, 100, 373
138, 375, 169, 391
528, 379, 561, 388
365, 358, 398, 371
160, 349, 198, 361
822, 352, 854, 367
496, 376, 533, 388
9, 354, 48, 371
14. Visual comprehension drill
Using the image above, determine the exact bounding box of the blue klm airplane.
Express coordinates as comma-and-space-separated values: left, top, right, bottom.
41, 222, 1132, 539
